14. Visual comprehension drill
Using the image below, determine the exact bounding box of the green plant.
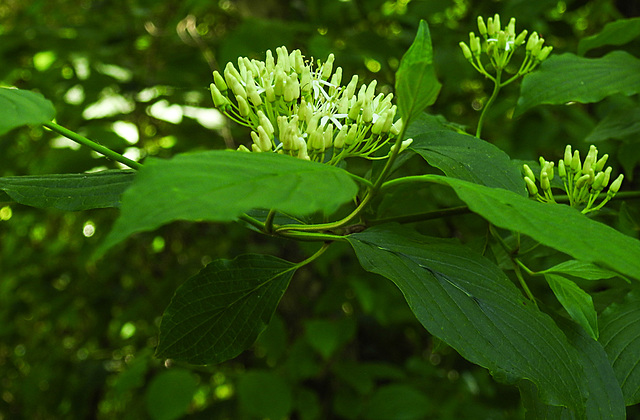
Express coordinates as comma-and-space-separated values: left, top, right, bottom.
2, 14, 640, 419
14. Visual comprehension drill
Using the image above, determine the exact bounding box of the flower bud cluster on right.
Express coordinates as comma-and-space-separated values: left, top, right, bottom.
210, 46, 409, 164
523, 145, 624, 214
459, 14, 552, 81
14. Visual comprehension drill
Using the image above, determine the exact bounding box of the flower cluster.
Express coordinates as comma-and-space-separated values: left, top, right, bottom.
459, 14, 552, 79
523, 145, 624, 214
210, 46, 407, 164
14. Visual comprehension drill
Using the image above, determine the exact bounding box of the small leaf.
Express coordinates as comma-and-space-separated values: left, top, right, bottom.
100, 151, 358, 253
237, 370, 293, 419
599, 291, 640, 405
578, 17, 640, 56
515, 52, 640, 116
0, 88, 55, 135
362, 384, 431, 420
145, 369, 198, 420
542, 260, 626, 282
544, 274, 599, 340
155, 254, 296, 364
410, 129, 526, 195
0, 170, 135, 210
395, 20, 442, 129
348, 224, 587, 413
304, 318, 356, 360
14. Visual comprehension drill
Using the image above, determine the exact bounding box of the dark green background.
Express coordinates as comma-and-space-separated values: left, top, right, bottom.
1, 0, 638, 418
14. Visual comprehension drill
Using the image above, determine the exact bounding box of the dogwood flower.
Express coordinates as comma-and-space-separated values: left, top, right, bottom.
210, 47, 404, 164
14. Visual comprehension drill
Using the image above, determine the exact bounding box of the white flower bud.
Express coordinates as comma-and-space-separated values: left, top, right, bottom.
345, 75, 358, 98
236, 95, 250, 117
348, 99, 362, 121
362, 98, 373, 123
210, 83, 229, 108
345, 124, 358, 145
257, 110, 274, 138
477, 16, 487, 37
563, 144, 572, 168
276, 46, 290, 70
334, 125, 348, 149
515, 29, 528, 46
365, 79, 377, 101
460, 42, 473, 60
558, 160, 566, 178
274, 67, 286, 96
246, 81, 262, 106
390, 118, 403, 136
257, 125, 272, 152
523, 164, 536, 182
524, 177, 538, 196
265, 50, 275, 73
507, 18, 516, 39
321, 53, 335, 80
537, 46, 553, 61
213, 71, 227, 91
571, 150, 582, 172
609, 174, 624, 194
265, 83, 276, 102
324, 124, 334, 149
595, 154, 609, 172
284, 73, 300, 102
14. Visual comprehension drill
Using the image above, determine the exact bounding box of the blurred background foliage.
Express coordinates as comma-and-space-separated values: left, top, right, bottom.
0, 0, 639, 418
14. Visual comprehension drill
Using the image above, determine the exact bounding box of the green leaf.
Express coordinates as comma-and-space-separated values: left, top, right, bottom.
410, 130, 526, 195
0, 170, 135, 210
362, 384, 431, 420
100, 151, 358, 252
585, 106, 640, 143
348, 224, 587, 414
544, 274, 599, 340
423, 175, 640, 281
599, 291, 640, 405
237, 370, 293, 419
578, 17, 640, 56
542, 260, 625, 282
395, 20, 442, 129
304, 318, 356, 360
515, 52, 640, 117
155, 254, 296, 364
520, 314, 626, 419
0, 88, 55, 135
145, 369, 198, 420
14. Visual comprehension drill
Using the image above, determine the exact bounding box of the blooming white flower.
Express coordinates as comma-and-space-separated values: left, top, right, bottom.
211, 47, 403, 164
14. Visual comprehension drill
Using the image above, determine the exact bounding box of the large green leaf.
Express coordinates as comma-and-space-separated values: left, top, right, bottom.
599, 291, 640, 405
578, 17, 640, 56
155, 254, 297, 364
0, 170, 135, 210
0, 88, 55, 135
409, 130, 526, 195
410, 175, 640, 280
395, 20, 442, 129
347, 224, 587, 414
515, 52, 640, 116
544, 274, 598, 340
520, 315, 626, 419
100, 151, 358, 252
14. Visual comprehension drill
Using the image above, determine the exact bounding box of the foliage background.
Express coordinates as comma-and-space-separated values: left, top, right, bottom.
0, 0, 639, 418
